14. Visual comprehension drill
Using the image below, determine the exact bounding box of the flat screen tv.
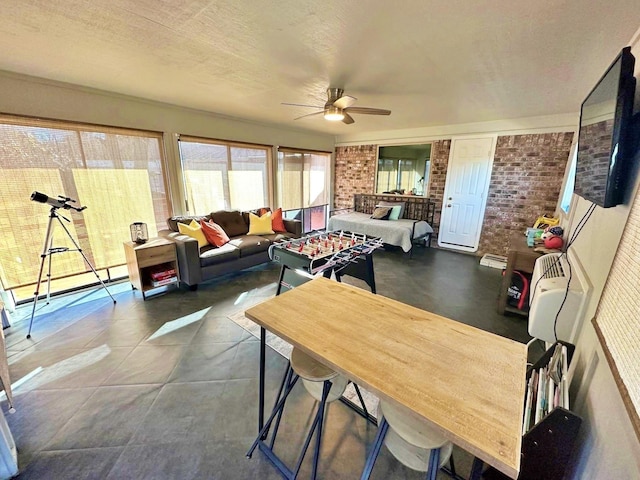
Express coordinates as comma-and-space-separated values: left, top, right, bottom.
575, 46, 637, 208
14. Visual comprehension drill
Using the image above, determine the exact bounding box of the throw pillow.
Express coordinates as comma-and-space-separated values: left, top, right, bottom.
248, 212, 275, 235
389, 205, 402, 220
200, 219, 230, 247
178, 220, 209, 248
371, 206, 392, 220
271, 207, 287, 233
378, 201, 406, 219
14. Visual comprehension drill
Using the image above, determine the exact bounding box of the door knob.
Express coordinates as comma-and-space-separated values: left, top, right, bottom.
447, 204, 451, 208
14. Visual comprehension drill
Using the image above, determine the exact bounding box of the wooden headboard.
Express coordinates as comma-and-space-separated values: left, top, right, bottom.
353, 194, 436, 225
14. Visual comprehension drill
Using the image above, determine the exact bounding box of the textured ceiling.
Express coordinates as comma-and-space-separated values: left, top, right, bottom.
0, 0, 639, 136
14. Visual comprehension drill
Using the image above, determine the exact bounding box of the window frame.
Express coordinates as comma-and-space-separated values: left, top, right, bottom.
177, 135, 274, 213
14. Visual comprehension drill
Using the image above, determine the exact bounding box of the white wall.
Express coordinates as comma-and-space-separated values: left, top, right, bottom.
564, 30, 640, 479
0, 70, 335, 213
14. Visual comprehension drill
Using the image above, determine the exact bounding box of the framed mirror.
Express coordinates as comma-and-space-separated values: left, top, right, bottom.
376, 144, 431, 196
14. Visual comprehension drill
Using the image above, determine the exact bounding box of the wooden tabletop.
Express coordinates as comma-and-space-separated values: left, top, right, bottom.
245, 277, 527, 478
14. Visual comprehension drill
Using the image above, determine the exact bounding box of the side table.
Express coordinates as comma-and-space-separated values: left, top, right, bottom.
497, 232, 543, 316
123, 238, 180, 300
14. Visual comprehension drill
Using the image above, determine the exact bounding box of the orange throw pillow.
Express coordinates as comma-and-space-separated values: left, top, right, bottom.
271, 208, 287, 233
200, 220, 230, 247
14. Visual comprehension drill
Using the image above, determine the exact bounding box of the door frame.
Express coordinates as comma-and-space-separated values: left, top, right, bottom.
437, 134, 497, 253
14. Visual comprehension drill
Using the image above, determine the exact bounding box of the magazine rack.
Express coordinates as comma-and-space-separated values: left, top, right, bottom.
484, 342, 582, 480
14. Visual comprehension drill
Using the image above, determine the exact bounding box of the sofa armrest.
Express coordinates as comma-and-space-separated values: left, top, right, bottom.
283, 219, 302, 237
158, 229, 202, 286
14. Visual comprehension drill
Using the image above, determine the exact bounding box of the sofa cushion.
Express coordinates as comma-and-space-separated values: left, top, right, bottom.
199, 243, 240, 267
200, 219, 230, 247
167, 215, 211, 232
229, 235, 271, 257
248, 212, 275, 235
211, 210, 249, 237
178, 220, 210, 248
261, 232, 294, 243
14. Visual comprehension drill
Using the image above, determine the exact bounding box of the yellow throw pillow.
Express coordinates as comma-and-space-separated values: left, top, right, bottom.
248, 212, 275, 235
177, 219, 209, 248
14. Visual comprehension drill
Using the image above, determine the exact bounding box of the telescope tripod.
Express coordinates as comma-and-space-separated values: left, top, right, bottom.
27, 207, 116, 338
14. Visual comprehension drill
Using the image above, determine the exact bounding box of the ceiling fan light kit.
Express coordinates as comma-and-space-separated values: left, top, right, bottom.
324, 106, 344, 121
284, 88, 391, 125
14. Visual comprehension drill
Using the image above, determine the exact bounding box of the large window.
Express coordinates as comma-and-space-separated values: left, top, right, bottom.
376, 144, 431, 195
179, 137, 270, 213
0, 116, 170, 299
277, 149, 331, 231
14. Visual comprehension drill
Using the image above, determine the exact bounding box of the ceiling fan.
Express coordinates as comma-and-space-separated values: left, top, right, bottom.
282, 88, 391, 124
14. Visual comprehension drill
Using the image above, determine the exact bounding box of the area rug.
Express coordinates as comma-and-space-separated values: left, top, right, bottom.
228, 311, 379, 415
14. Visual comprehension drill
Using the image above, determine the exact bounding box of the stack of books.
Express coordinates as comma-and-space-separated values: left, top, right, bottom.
149, 263, 177, 287
522, 343, 569, 434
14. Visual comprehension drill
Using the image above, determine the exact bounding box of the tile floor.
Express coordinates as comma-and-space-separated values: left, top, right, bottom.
2, 247, 540, 479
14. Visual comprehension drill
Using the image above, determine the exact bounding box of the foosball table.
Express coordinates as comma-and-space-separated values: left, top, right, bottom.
268, 230, 383, 295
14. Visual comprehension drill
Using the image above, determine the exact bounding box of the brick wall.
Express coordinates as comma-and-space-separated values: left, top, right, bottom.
426, 139, 451, 239
478, 132, 574, 256
332, 134, 572, 257
333, 145, 377, 210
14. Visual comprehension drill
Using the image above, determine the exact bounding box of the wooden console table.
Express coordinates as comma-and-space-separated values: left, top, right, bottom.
246, 277, 527, 479
497, 232, 544, 316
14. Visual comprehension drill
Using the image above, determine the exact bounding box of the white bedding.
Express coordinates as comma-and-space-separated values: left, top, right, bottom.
327, 212, 433, 253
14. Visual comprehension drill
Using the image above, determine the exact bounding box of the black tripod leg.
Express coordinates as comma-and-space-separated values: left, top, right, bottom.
27, 253, 48, 339
27, 212, 56, 339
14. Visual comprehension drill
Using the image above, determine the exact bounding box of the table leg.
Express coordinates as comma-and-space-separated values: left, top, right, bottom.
470, 457, 484, 480
259, 326, 266, 433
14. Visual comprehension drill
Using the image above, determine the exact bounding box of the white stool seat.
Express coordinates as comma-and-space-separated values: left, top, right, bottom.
302, 376, 348, 402
379, 400, 449, 449
384, 425, 453, 472
291, 348, 337, 381
291, 347, 348, 402
378, 399, 453, 472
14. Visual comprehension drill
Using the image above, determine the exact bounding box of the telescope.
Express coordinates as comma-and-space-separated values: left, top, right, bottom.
30, 191, 86, 212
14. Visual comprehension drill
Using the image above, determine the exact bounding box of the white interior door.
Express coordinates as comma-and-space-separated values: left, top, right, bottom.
438, 137, 495, 252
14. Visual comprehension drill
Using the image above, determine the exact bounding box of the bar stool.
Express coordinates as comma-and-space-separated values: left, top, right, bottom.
247, 347, 348, 479
361, 399, 453, 480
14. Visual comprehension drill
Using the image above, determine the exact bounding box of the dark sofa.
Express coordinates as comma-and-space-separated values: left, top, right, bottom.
159, 210, 301, 289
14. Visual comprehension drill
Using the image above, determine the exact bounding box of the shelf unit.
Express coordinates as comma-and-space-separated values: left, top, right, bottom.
123, 238, 179, 300
484, 341, 582, 480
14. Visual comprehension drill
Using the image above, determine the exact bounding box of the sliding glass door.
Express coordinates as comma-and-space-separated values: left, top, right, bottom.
277, 149, 331, 232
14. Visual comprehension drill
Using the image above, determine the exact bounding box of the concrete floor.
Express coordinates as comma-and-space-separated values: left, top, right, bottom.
2, 247, 540, 479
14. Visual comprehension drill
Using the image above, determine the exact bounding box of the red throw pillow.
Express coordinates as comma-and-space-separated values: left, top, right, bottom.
271, 208, 287, 233
200, 220, 230, 247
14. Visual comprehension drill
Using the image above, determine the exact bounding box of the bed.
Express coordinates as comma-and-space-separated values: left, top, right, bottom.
328, 194, 436, 255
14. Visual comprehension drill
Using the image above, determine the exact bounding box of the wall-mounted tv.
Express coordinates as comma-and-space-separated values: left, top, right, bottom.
575, 46, 637, 208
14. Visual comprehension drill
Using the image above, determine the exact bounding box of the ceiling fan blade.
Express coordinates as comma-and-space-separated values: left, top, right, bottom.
333, 95, 357, 109
294, 111, 325, 120
342, 113, 355, 124
282, 102, 324, 108
344, 107, 391, 115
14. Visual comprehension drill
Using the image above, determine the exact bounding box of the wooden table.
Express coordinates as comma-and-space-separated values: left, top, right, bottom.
497, 232, 544, 316
246, 277, 527, 479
